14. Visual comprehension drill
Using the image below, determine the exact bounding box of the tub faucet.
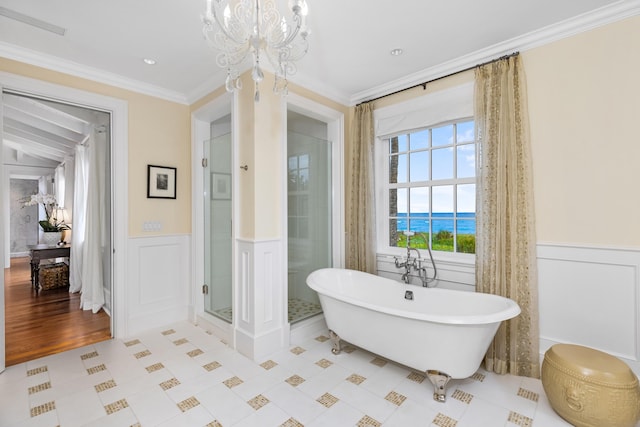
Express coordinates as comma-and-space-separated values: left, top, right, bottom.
394, 231, 438, 286
396, 231, 419, 284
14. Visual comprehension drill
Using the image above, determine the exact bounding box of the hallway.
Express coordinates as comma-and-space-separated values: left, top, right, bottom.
4, 257, 111, 366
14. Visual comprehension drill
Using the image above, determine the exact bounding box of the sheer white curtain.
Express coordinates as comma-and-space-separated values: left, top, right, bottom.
54, 164, 65, 208
69, 146, 87, 293
69, 126, 106, 313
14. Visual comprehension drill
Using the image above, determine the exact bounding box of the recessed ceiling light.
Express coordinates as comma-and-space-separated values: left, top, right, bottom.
143, 58, 157, 65
390, 48, 403, 56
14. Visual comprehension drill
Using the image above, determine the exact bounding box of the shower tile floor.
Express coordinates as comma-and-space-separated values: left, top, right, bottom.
0, 320, 612, 427
214, 299, 323, 324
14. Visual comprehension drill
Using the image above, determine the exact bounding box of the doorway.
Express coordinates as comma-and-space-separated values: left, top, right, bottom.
203, 114, 233, 323
286, 112, 332, 323
2, 91, 112, 366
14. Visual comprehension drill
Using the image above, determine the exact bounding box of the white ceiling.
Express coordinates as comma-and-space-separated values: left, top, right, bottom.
1, 0, 638, 107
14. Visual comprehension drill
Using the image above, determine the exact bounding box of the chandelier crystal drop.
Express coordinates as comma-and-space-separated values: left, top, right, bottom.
203, 0, 310, 101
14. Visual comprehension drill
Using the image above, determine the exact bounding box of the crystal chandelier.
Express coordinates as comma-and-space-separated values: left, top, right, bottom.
203, 0, 310, 101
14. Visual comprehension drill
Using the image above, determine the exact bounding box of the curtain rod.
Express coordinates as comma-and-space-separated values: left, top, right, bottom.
357, 51, 520, 106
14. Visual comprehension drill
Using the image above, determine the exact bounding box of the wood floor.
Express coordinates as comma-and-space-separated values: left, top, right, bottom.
4, 256, 111, 366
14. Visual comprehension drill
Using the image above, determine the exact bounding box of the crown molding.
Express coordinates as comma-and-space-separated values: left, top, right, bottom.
350, 0, 640, 105
1, 0, 638, 108
0, 42, 189, 105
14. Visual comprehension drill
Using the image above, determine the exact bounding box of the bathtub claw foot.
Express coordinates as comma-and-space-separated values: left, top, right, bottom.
426, 370, 451, 402
329, 330, 342, 355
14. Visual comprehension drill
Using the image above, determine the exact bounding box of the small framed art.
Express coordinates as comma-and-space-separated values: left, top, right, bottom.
147, 165, 177, 199
211, 173, 231, 200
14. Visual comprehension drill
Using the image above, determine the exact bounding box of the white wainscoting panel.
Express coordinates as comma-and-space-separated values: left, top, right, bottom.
126, 234, 190, 337
235, 238, 289, 361
377, 253, 475, 291
538, 244, 640, 373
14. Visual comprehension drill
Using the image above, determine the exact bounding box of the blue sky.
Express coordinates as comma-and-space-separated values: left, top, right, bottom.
393, 121, 475, 213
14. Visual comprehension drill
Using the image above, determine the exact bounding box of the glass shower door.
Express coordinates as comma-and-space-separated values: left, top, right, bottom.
203, 121, 233, 323
287, 131, 331, 323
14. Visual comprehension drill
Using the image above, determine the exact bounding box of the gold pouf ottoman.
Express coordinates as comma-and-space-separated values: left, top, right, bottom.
541, 344, 640, 427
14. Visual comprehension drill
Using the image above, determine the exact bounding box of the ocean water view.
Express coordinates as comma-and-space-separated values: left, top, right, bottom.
396, 212, 476, 235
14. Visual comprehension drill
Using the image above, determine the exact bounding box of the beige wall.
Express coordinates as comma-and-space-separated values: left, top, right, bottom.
5, 15, 636, 248
0, 58, 192, 237
193, 72, 350, 240
524, 15, 640, 247
368, 16, 640, 250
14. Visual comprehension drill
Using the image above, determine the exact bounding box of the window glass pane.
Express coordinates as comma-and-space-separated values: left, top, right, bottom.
410, 129, 429, 150
409, 186, 428, 214
389, 154, 399, 184
457, 144, 475, 178
389, 189, 399, 216
432, 219, 454, 252
298, 218, 308, 238
432, 185, 453, 213
389, 137, 399, 154
390, 154, 407, 183
288, 172, 296, 192
299, 195, 309, 216
457, 219, 475, 253
397, 134, 408, 152
288, 216, 297, 237
432, 124, 453, 147
457, 121, 474, 142
299, 154, 309, 168
409, 151, 429, 182
390, 134, 408, 154
457, 184, 475, 213
288, 195, 297, 215
299, 169, 309, 191
390, 188, 408, 216
432, 148, 453, 180
397, 214, 407, 234
288, 156, 297, 170
389, 218, 400, 247
409, 216, 429, 238
396, 188, 407, 213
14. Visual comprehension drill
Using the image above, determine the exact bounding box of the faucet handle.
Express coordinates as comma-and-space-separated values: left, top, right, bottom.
403, 231, 415, 237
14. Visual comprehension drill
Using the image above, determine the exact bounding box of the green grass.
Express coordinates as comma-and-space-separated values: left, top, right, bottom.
396, 231, 476, 254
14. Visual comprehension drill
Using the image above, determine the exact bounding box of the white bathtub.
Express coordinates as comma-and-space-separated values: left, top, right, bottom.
306, 268, 521, 401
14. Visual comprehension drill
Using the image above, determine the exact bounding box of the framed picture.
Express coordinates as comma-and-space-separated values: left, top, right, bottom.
147, 165, 177, 199
211, 173, 231, 200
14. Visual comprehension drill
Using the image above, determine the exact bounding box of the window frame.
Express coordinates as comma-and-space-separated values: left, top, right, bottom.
373, 83, 476, 265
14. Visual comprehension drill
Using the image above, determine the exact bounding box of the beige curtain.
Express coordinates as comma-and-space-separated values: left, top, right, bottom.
346, 102, 377, 273
475, 56, 540, 378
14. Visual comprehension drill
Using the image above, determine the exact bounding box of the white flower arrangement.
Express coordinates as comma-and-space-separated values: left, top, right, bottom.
22, 193, 70, 232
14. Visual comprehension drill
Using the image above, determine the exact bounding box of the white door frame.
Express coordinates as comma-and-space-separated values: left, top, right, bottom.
284, 93, 345, 271
190, 92, 237, 341
0, 72, 129, 363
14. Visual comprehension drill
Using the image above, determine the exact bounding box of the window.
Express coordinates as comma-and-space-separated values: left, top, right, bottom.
386, 120, 476, 254
288, 153, 310, 239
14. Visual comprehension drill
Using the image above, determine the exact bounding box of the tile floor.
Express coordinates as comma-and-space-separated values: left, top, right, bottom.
0, 321, 580, 427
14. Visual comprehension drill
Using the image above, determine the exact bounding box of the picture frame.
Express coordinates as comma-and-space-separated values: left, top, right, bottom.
147, 165, 177, 199
211, 173, 231, 200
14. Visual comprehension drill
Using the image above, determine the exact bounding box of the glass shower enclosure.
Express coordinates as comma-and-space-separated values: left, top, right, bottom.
204, 115, 233, 322
287, 130, 331, 323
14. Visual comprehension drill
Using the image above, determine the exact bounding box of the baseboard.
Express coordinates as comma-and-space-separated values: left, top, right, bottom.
290, 314, 328, 345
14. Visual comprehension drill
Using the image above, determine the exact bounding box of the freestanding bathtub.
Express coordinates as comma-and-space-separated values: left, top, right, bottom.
306, 268, 521, 401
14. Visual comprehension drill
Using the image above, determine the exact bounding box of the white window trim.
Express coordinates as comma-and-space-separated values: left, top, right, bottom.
374, 83, 475, 266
